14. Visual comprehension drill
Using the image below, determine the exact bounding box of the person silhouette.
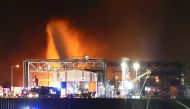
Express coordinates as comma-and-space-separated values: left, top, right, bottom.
34, 75, 38, 86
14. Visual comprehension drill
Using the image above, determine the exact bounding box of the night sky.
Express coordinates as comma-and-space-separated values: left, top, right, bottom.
0, 0, 189, 86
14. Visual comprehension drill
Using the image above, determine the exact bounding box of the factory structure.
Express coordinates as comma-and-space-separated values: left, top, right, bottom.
1, 56, 184, 98
23, 57, 106, 96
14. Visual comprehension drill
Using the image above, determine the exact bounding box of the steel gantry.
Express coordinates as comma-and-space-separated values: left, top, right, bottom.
23, 57, 107, 87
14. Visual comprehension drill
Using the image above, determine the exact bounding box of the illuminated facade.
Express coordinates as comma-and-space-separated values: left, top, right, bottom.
23, 58, 106, 94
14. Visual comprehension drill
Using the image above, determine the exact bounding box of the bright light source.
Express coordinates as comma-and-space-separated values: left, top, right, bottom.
133, 62, 140, 70
61, 89, 66, 97
156, 79, 159, 82
15, 65, 19, 68
67, 87, 74, 94
121, 62, 127, 72
121, 57, 129, 61
121, 62, 126, 68
22, 106, 39, 109
54, 83, 61, 89
145, 87, 151, 92
50, 89, 56, 94
47, 65, 51, 70
132, 95, 140, 99
28, 93, 33, 98
22, 106, 30, 109
85, 55, 89, 60
155, 76, 159, 79
115, 76, 118, 79
125, 81, 133, 90
35, 94, 39, 98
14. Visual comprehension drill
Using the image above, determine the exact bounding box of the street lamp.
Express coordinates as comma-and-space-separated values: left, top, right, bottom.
133, 62, 140, 78
121, 61, 127, 96
115, 75, 118, 80
133, 62, 140, 95
121, 57, 129, 97
11, 64, 19, 91
155, 76, 159, 83
114, 75, 118, 92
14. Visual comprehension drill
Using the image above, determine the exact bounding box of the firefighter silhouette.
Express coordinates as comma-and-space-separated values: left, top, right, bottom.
34, 75, 38, 86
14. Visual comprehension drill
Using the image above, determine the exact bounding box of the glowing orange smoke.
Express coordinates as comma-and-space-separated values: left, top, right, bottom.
46, 18, 108, 59
46, 18, 85, 59
46, 24, 60, 59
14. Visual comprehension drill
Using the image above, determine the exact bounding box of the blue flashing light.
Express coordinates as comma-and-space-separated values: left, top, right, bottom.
22, 106, 39, 109
61, 82, 66, 89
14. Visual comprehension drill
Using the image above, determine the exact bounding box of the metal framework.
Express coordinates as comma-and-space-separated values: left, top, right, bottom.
23, 58, 107, 87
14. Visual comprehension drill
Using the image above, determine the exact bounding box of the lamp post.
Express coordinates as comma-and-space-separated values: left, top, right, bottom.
114, 75, 118, 92
11, 65, 19, 91
121, 57, 129, 97
133, 62, 140, 95
133, 62, 140, 79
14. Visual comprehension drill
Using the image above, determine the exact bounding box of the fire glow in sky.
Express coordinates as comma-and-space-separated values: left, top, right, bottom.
46, 18, 107, 59
0, 0, 189, 86
46, 18, 86, 59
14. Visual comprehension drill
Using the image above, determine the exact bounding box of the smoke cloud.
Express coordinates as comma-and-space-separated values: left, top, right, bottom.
46, 18, 107, 59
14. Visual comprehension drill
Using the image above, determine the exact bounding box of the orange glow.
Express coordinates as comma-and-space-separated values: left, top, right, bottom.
88, 82, 96, 92
46, 18, 108, 59
46, 23, 60, 59
46, 18, 86, 58
156, 79, 159, 82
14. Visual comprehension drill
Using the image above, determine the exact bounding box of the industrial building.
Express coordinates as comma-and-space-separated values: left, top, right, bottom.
23, 57, 106, 96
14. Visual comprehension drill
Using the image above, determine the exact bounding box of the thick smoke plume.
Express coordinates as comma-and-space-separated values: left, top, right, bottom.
46, 18, 106, 59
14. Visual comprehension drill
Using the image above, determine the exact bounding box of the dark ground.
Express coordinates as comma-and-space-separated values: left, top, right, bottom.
0, 98, 190, 109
